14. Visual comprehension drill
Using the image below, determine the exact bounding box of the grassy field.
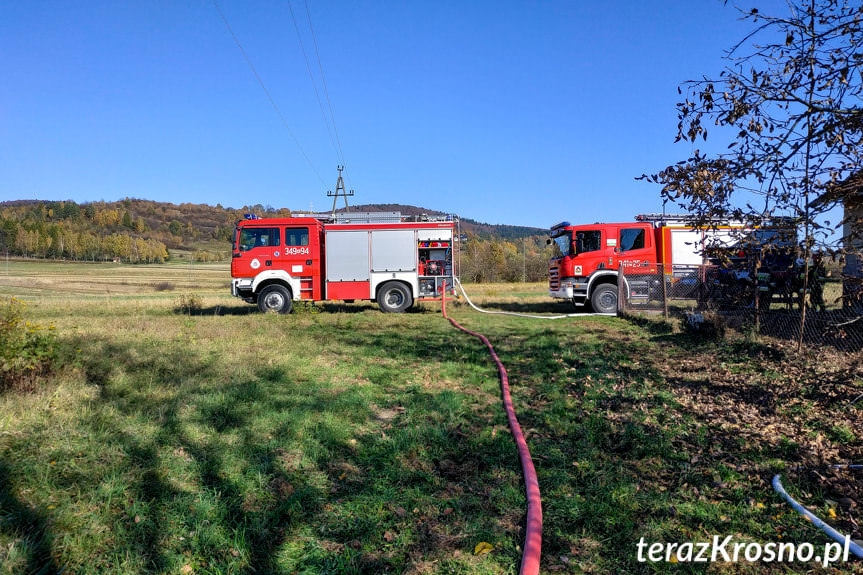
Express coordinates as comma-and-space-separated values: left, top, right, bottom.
0, 262, 861, 574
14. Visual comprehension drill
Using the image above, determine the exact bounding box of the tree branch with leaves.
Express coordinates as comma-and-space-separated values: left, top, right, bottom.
641, 0, 863, 344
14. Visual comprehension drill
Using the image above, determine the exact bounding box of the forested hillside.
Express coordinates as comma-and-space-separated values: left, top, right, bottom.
0, 199, 554, 280
0, 198, 249, 263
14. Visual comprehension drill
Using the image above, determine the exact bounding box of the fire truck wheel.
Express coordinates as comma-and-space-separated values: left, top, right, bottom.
590, 284, 618, 314
377, 281, 412, 313
257, 284, 293, 314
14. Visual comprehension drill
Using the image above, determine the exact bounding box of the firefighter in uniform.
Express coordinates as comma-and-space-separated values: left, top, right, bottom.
808, 252, 827, 312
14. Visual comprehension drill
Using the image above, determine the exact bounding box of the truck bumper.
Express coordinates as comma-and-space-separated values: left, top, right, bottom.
550, 278, 591, 302
549, 285, 574, 300
231, 278, 254, 300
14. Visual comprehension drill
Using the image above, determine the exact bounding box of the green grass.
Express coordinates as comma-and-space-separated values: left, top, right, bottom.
0, 264, 860, 573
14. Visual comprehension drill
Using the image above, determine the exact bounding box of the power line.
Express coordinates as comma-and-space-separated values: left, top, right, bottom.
211, 0, 326, 187
287, 0, 342, 165
303, 0, 353, 191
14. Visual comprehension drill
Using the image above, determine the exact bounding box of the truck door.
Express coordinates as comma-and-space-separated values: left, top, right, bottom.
234, 225, 282, 277
278, 226, 321, 300
616, 226, 657, 274
572, 229, 607, 273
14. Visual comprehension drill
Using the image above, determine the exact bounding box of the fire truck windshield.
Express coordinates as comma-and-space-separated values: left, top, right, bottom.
551, 232, 572, 258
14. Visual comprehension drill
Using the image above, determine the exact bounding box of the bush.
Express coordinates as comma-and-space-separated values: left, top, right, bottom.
0, 298, 58, 391
293, 300, 321, 314
175, 293, 202, 315
153, 281, 175, 292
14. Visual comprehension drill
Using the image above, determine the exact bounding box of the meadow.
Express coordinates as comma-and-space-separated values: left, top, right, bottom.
0, 261, 861, 574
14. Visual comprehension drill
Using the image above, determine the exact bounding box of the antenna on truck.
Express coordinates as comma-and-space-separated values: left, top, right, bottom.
328, 165, 354, 217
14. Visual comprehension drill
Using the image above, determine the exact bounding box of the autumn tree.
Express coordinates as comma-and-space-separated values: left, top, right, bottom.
643, 0, 863, 341
459, 234, 551, 283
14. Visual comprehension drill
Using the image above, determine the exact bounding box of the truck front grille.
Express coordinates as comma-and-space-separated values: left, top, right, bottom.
549, 263, 560, 290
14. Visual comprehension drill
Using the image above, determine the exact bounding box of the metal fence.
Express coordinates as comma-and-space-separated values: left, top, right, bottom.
618, 263, 863, 351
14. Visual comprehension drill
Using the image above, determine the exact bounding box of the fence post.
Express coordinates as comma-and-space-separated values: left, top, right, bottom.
754, 262, 761, 335
662, 263, 669, 320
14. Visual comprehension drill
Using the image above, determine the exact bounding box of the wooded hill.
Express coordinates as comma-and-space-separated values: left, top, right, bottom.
0, 199, 248, 263
0, 199, 553, 279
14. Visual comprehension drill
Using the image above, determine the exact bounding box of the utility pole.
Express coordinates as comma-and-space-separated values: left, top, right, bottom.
522, 238, 526, 283
328, 166, 354, 217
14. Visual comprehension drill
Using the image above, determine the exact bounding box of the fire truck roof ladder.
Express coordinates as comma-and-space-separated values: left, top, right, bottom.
634, 213, 701, 226
332, 211, 403, 224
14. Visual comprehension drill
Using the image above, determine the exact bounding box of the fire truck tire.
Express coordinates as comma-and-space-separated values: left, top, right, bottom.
257, 284, 293, 314
377, 281, 412, 313
590, 284, 618, 314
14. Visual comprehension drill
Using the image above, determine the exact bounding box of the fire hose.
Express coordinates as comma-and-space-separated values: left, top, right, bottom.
443, 280, 863, 567
454, 277, 615, 319
441, 289, 542, 575
772, 473, 863, 559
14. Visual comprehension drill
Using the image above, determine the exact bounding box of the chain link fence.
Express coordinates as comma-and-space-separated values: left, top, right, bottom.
618, 263, 863, 351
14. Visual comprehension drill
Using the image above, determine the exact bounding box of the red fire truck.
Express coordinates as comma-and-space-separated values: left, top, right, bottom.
231, 212, 457, 313
547, 214, 790, 313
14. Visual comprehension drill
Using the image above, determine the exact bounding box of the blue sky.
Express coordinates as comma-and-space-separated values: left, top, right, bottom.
1, 1, 790, 228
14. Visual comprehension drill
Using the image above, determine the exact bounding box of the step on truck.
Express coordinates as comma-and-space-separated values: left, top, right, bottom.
231, 212, 457, 313
547, 213, 790, 313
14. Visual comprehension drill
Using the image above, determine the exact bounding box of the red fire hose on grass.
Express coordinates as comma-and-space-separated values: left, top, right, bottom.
441, 291, 542, 575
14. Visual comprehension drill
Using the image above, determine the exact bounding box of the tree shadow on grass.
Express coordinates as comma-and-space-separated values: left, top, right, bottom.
198, 304, 257, 316
172, 304, 256, 317
455, 300, 599, 315
14, 312, 764, 573
54, 326, 519, 573
0, 461, 62, 575
31, 336, 338, 573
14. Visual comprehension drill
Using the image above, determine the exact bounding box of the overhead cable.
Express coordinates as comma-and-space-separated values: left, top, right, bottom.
287, 0, 342, 166
212, 0, 326, 187
303, 0, 353, 191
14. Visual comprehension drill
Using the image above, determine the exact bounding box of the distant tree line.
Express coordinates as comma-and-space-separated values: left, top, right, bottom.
0, 199, 558, 279
459, 233, 552, 283
0, 202, 169, 263
0, 198, 259, 263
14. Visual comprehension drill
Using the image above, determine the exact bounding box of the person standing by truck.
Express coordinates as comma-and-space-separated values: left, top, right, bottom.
809, 252, 828, 312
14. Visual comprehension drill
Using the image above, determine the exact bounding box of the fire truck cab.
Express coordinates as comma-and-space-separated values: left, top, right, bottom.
231, 213, 457, 313
548, 220, 658, 313
231, 217, 325, 311
548, 214, 796, 313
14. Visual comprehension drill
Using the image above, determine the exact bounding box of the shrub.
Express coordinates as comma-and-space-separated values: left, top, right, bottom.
293, 300, 321, 314
0, 298, 58, 391
828, 423, 856, 444
153, 281, 175, 292
175, 293, 203, 315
